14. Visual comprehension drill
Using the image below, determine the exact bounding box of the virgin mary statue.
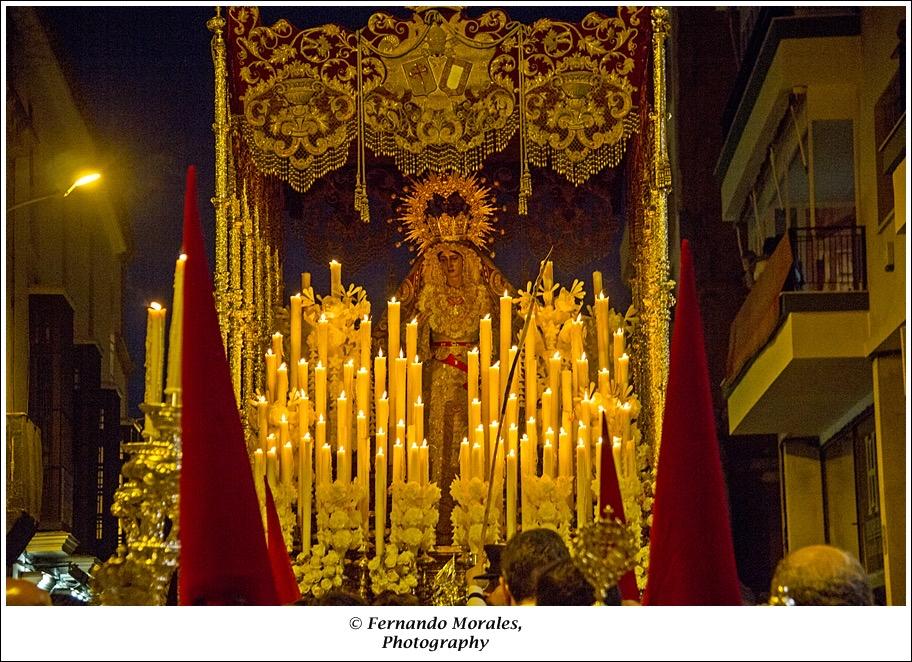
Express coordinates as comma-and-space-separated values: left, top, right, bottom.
391, 174, 514, 542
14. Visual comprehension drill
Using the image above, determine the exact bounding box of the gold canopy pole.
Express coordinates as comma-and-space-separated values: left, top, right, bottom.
209, 8, 230, 354
643, 7, 673, 464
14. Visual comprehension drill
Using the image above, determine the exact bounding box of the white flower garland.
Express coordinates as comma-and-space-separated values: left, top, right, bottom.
367, 545, 418, 596
389, 481, 440, 553
294, 480, 365, 598
522, 475, 573, 541
449, 477, 503, 555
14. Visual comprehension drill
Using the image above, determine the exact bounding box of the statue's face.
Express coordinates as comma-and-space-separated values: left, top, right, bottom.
438, 249, 464, 286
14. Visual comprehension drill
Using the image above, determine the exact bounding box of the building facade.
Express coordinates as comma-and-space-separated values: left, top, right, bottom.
718, 7, 906, 604
6, 7, 131, 595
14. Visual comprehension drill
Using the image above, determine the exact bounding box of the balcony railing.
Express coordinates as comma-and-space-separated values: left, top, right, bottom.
724, 226, 868, 388
790, 225, 867, 292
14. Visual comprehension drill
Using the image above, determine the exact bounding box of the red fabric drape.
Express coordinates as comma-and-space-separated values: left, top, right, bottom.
643, 240, 742, 606
179, 165, 279, 606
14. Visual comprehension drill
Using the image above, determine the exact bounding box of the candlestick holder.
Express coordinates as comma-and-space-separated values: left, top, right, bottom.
92, 399, 181, 605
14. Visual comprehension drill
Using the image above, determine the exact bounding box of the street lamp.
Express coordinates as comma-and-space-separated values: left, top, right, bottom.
7, 172, 102, 212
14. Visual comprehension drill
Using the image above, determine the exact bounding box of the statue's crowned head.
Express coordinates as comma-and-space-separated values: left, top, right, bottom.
398, 173, 498, 256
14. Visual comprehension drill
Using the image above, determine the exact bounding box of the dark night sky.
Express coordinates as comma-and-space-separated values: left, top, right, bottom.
35, 4, 626, 417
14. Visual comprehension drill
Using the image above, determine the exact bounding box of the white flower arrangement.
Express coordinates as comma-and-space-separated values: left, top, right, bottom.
315, 480, 366, 554
521, 475, 573, 541
367, 544, 419, 596
302, 284, 371, 396
293, 544, 344, 599
516, 277, 586, 363
449, 477, 503, 555
389, 481, 440, 554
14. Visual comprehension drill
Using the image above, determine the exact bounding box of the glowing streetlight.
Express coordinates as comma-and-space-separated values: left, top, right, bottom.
7, 172, 102, 212
64, 172, 101, 197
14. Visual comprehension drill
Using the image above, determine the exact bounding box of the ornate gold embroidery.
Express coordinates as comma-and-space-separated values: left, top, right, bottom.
523, 8, 646, 185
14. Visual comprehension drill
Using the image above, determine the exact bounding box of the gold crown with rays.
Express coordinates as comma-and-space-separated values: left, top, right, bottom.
398, 173, 497, 255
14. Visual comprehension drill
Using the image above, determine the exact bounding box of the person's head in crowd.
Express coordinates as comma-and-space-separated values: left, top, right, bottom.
769, 544, 873, 606
314, 590, 367, 606
500, 528, 569, 605
533, 559, 622, 606
373, 591, 419, 606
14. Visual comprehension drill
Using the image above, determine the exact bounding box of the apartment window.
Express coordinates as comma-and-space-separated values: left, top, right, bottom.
811, 119, 856, 228
737, 94, 811, 261
874, 52, 905, 227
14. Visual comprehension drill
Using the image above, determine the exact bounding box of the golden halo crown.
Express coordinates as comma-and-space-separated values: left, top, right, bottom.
398, 173, 497, 255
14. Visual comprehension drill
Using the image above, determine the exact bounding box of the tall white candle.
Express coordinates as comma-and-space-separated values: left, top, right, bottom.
374, 349, 387, 424
392, 439, 405, 483
329, 259, 342, 297
595, 293, 610, 372
376, 393, 389, 443
387, 298, 400, 399
414, 396, 424, 462
375, 447, 387, 558
165, 255, 186, 399
459, 438, 470, 479
524, 317, 537, 426
543, 439, 555, 479
290, 293, 302, 388
337, 445, 349, 483
266, 444, 279, 489
419, 440, 429, 486
613, 328, 625, 377
256, 395, 268, 452
408, 442, 419, 484
407, 358, 422, 427
406, 317, 418, 367
315, 362, 327, 422
144, 302, 166, 408
474, 424, 486, 478
337, 391, 349, 452
467, 348, 479, 408
276, 362, 288, 409
509, 345, 520, 395
282, 441, 294, 488
506, 449, 517, 540
471, 442, 484, 483
299, 434, 313, 554
469, 398, 482, 440
558, 427, 572, 478
526, 416, 538, 464
394, 351, 407, 425
343, 360, 355, 406
356, 367, 370, 421
548, 352, 561, 431
479, 314, 492, 428
499, 291, 512, 395
272, 331, 284, 364
576, 440, 591, 529
617, 353, 629, 394
488, 362, 501, 426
